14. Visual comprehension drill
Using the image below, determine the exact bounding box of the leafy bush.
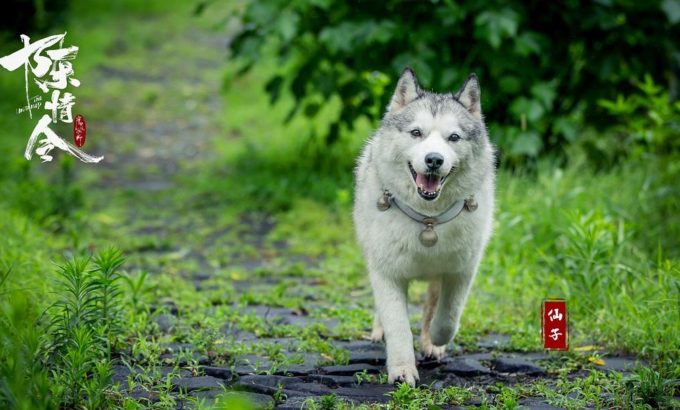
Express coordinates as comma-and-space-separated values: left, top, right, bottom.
594, 75, 680, 162
226, 0, 680, 165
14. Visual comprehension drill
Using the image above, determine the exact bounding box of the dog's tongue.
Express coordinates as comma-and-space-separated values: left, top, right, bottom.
416, 173, 439, 193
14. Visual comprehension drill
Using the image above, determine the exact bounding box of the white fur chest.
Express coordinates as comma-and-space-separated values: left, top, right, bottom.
354, 162, 494, 280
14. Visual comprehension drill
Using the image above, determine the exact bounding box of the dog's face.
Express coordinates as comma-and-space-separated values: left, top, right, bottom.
374, 69, 491, 206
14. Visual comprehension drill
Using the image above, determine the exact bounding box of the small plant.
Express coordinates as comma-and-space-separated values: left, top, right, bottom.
273, 384, 286, 403
495, 386, 520, 409
43, 249, 127, 409
625, 366, 679, 409
354, 369, 388, 385
122, 270, 149, 312
388, 383, 420, 408
439, 386, 474, 406
317, 393, 338, 410
354, 369, 371, 385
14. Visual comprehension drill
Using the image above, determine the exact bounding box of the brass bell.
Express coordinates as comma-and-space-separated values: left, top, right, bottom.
464, 196, 478, 212
377, 191, 391, 211
420, 224, 438, 247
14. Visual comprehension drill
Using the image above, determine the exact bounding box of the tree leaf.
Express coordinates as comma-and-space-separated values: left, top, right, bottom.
510, 97, 545, 123
514, 32, 542, 56
511, 131, 542, 157
661, 0, 680, 23
530, 81, 557, 110
265, 75, 285, 105
475, 9, 519, 49
276, 10, 300, 43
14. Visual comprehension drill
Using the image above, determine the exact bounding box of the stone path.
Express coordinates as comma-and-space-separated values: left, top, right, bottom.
76, 7, 648, 410
114, 304, 642, 409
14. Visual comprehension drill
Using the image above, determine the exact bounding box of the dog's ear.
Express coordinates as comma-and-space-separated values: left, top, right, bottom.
455, 74, 482, 119
388, 68, 421, 112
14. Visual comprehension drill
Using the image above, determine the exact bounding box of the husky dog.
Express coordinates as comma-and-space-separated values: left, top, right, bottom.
353, 68, 495, 385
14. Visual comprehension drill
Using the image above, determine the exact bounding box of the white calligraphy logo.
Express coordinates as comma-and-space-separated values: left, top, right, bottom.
0, 32, 102, 163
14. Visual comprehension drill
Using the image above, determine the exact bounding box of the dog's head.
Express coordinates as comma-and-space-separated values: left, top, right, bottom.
374, 68, 493, 207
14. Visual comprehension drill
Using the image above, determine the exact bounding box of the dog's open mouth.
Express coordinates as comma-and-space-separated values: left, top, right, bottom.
408, 162, 447, 201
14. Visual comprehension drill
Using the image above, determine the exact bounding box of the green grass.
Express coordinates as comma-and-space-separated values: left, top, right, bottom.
0, 0, 678, 409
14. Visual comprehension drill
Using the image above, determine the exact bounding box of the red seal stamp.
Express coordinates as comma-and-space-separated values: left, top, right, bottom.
73, 114, 86, 147
542, 299, 568, 350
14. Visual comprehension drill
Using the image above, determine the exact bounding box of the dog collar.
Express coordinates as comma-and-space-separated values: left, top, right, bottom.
376, 190, 477, 247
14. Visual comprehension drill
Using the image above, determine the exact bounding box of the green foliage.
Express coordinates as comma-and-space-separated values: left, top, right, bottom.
0, 269, 53, 410
593, 75, 680, 164
44, 250, 126, 409
386, 383, 474, 409
471, 161, 680, 358
93, 249, 127, 344
122, 270, 149, 313
494, 386, 520, 409
0, 208, 64, 410
226, 0, 680, 165
0, 248, 128, 410
0, 155, 84, 232
625, 365, 680, 409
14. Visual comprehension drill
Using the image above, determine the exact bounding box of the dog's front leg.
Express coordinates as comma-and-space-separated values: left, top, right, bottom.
370, 272, 418, 386
429, 272, 474, 346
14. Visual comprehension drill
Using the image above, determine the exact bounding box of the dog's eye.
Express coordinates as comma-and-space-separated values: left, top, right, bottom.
448, 133, 461, 142
410, 129, 422, 138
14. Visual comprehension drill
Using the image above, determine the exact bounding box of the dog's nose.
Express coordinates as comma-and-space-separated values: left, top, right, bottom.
425, 152, 444, 170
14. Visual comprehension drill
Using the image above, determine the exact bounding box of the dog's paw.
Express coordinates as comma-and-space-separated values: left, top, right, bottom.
387, 364, 419, 387
421, 339, 446, 360
420, 331, 447, 360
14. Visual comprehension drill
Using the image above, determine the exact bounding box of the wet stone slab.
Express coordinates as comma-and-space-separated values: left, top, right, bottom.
152, 313, 177, 333
593, 356, 642, 373
276, 396, 332, 410
276, 361, 320, 376
234, 304, 339, 332
518, 398, 567, 410
307, 374, 358, 387
221, 323, 260, 341
491, 356, 547, 376
284, 382, 334, 395
170, 375, 223, 392
233, 355, 276, 375
235, 375, 306, 395
347, 347, 387, 366
476, 333, 511, 350
333, 384, 395, 403
201, 365, 235, 380
252, 337, 299, 350
320, 363, 382, 376
440, 357, 492, 377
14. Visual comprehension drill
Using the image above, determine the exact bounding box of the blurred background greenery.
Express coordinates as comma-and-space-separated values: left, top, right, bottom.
225, 0, 680, 166
0, 0, 679, 409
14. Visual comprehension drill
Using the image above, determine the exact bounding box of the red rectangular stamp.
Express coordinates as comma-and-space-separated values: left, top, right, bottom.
542, 299, 568, 350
